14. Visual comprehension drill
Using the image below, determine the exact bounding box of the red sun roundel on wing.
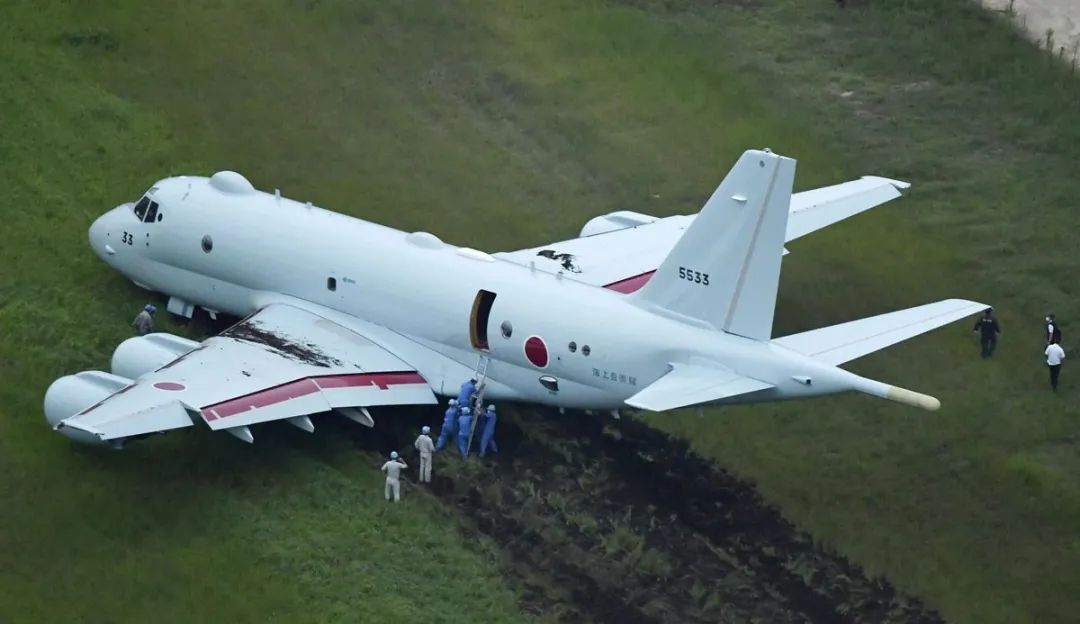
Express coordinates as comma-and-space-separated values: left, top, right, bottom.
524, 336, 549, 368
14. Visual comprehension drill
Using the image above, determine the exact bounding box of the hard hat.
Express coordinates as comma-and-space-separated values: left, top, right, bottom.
145, 304, 157, 313
390, 451, 399, 459
487, 404, 495, 411
422, 426, 430, 434
461, 407, 471, 414
449, 398, 458, 405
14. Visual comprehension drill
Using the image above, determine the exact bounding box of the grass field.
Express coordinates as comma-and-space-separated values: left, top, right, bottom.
1, 0, 1078, 622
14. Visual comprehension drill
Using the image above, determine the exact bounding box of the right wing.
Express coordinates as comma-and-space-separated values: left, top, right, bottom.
495, 176, 909, 293
50, 303, 437, 445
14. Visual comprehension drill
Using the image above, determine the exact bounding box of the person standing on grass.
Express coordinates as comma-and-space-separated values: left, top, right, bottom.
132, 304, 156, 335
1045, 340, 1066, 392
414, 426, 434, 484
1046, 314, 1062, 345
381, 451, 407, 502
973, 308, 1001, 358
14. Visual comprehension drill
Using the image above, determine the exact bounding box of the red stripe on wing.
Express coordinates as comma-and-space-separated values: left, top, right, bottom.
203, 379, 320, 420
314, 371, 426, 390
604, 270, 655, 294
200, 371, 427, 421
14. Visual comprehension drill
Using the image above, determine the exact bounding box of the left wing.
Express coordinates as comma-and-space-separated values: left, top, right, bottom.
51, 304, 436, 445
495, 176, 909, 293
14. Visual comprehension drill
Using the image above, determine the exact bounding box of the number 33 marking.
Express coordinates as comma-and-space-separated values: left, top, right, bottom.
121, 231, 133, 245
677, 266, 709, 286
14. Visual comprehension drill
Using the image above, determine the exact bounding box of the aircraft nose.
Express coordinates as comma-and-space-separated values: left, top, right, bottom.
88, 211, 118, 259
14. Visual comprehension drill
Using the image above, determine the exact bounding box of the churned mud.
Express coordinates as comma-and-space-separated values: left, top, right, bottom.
350, 408, 943, 624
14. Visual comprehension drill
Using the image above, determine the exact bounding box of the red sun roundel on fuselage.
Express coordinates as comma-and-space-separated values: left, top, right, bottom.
524, 336, 549, 368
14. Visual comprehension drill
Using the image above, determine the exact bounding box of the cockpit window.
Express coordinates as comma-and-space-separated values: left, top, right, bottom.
144, 201, 158, 223
133, 196, 150, 220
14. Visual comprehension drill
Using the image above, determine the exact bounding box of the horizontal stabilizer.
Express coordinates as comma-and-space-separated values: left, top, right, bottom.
785, 176, 909, 242
774, 299, 987, 365
625, 363, 773, 412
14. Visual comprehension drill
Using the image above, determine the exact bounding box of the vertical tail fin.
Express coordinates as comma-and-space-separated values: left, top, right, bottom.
632, 149, 796, 340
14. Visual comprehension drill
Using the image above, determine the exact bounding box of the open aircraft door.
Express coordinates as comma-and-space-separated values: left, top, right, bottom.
469, 289, 497, 351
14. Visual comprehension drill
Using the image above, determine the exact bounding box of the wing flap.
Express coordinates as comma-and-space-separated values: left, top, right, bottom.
773, 299, 987, 365
625, 363, 773, 412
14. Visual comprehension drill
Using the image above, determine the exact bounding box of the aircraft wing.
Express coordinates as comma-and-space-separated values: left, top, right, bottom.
625, 363, 773, 412
54, 304, 436, 444
495, 176, 909, 293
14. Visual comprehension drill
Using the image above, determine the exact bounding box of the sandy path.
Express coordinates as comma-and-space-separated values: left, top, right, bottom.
980, 0, 1080, 55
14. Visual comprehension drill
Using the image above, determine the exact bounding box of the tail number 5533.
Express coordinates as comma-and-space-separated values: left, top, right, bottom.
678, 266, 709, 286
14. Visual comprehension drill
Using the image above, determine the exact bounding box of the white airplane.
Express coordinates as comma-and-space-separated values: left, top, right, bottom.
45, 149, 985, 447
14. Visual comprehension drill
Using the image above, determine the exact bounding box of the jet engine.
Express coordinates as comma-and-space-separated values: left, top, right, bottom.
44, 371, 132, 443
111, 333, 200, 380
579, 210, 659, 238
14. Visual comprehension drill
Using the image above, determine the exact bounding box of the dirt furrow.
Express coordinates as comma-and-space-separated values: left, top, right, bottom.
344, 406, 943, 623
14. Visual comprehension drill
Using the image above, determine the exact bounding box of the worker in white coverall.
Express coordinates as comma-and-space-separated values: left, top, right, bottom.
414, 426, 435, 483
381, 451, 407, 502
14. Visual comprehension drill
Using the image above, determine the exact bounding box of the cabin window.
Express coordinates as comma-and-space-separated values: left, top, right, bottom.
157, 212, 163, 222
582, 345, 591, 356
133, 196, 150, 220
500, 320, 513, 339
143, 201, 158, 223
327, 277, 337, 291
568, 341, 577, 353
201, 235, 213, 253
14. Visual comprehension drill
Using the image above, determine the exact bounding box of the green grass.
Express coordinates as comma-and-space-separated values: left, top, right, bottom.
1, 0, 1079, 622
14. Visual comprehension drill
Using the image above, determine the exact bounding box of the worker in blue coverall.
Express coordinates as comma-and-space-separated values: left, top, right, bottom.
456, 407, 472, 458
473, 406, 486, 448
457, 378, 477, 409
435, 398, 458, 450
479, 404, 498, 457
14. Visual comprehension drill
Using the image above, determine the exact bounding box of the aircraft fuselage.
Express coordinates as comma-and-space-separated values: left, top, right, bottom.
87, 174, 856, 410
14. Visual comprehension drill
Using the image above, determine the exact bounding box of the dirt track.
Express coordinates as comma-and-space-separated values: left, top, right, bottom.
351, 408, 944, 623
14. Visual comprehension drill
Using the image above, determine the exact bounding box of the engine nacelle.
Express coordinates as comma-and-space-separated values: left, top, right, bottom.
111, 333, 200, 380
44, 371, 132, 444
579, 210, 659, 238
